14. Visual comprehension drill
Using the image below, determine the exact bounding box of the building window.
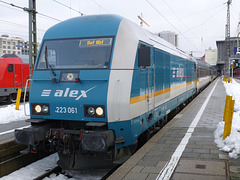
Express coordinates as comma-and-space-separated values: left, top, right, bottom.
7, 46, 11, 49
3, 41, 6, 44
3, 50, 6, 53
3, 45, 6, 49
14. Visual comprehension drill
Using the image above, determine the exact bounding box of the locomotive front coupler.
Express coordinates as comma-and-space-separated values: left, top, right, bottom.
47, 128, 115, 153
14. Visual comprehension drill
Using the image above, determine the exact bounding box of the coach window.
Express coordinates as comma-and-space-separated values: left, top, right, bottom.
8, 64, 13, 73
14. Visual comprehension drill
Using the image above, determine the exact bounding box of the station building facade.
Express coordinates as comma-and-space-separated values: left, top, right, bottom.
216, 37, 240, 75
0, 34, 39, 57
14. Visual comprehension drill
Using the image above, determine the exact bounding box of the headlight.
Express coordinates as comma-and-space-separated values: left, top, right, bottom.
84, 105, 105, 118
96, 107, 104, 116
35, 105, 42, 113
32, 103, 50, 115
42, 105, 49, 113
87, 107, 95, 116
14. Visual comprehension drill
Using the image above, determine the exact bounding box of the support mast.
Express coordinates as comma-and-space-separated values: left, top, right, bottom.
225, 0, 232, 77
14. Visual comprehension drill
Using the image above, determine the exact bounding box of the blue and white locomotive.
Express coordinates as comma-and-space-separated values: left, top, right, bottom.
15, 15, 212, 170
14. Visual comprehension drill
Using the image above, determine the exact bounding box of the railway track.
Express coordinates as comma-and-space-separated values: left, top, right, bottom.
0, 139, 26, 177
0, 139, 51, 178
32, 164, 121, 180
0, 139, 118, 180
33, 166, 62, 180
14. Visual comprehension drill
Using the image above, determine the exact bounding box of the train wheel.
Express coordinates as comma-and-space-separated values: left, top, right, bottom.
7, 94, 17, 103
0, 97, 5, 104
128, 142, 138, 154
137, 130, 151, 148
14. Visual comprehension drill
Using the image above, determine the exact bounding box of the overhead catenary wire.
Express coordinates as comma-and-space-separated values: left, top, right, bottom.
174, 4, 223, 20
0, 19, 46, 32
181, 6, 225, 34
161, 0, 224, 38
0, 0, 24, 10
0, 0, 62, 22
230, 5, 240, 36
161, 0, 199, 41
0, 3, 24, 13
52, 0, 85, 16
37, 12, 61, 22
0, 0, 61, 42
90, 0, 111, 14
146, 0, 200, 52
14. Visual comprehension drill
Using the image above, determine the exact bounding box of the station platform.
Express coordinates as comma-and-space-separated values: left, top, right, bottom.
108, 78, 240, 180
0, 120, 29, 142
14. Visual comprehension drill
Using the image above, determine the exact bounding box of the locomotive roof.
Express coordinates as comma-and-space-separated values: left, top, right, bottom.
43, 14, 123, 39
17, 55, 31, 64
0, 54, 31, 64
196, 59, 210, 68
42, 14, 195, 63
1, 54, 19, 58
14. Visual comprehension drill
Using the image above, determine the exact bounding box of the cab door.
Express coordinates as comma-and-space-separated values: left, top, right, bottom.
138, 43, 155, 121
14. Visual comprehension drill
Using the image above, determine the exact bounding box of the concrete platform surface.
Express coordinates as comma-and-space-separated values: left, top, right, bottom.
108, 78, 239, 180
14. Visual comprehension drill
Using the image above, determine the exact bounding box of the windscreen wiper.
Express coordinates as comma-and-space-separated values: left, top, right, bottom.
45, 46, 56, 76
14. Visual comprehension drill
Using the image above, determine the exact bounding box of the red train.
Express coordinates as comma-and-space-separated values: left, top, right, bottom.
233, 68, 240, 78
0, 54, 32, 103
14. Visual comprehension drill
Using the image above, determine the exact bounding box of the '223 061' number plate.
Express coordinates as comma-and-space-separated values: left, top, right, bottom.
55, 107, 78, 114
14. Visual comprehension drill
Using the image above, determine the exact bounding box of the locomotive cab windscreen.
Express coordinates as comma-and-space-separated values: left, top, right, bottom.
36, 37, 113, 70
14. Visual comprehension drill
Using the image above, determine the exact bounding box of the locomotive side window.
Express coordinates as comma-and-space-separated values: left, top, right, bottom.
138, 44, 150, 67
8, 64, 13, 72
36, 37, 113, 70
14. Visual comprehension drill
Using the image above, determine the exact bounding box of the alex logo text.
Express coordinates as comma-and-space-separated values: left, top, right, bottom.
41, 86, 96, 100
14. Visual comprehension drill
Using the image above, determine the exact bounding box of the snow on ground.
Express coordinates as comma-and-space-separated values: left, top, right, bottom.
0, 153, 60, 180
0, 103, 29, 124
0, 152, 106, 180
0, 104, 105, 180
214, 78, 240, 158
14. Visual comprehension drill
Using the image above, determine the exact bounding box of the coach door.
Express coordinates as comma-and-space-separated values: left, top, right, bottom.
14, 64, 22, 88
138, 44, 155, 121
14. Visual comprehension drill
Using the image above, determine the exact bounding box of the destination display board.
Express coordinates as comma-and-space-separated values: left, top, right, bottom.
79, 38, 112, 47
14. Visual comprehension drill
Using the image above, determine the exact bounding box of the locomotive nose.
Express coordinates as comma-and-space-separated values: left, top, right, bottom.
29, 70, 109, 122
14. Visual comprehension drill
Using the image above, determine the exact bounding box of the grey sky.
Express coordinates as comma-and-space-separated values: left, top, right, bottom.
1, 0, 240, 57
